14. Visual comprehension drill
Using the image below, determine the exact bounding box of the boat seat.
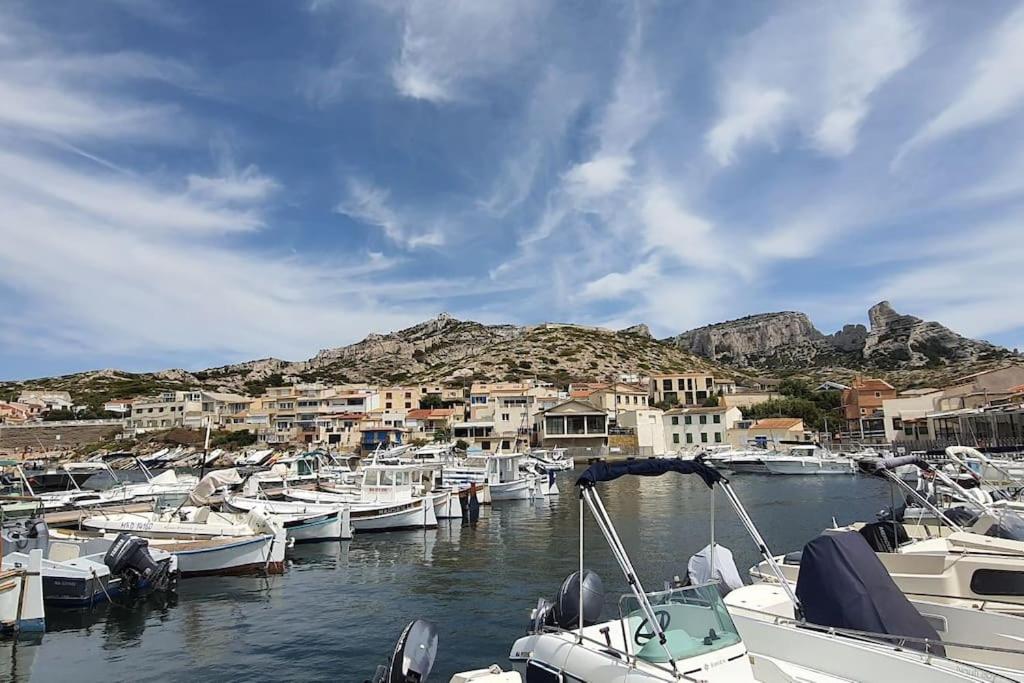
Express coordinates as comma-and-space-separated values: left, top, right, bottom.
192, 506, 211, 523
49, 542, 81, 562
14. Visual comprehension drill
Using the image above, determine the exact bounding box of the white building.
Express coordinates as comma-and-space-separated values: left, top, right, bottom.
616, 408, 667, 455
664, 406, 742, 451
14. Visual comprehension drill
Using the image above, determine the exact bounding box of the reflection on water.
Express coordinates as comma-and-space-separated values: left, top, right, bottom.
0, 471, 893, 681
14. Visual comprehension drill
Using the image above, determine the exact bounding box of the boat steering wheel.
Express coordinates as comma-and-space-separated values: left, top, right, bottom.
634, 609, 671, 646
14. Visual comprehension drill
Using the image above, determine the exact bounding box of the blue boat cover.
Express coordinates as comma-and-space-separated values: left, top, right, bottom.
575, 458, 723, 489
796, 532, 945, 655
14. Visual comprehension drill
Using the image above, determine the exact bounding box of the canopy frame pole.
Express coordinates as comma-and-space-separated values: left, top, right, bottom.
928, 467, 989, 515
581, 486, 678, 673
709, 484, 715, 586
578, 491, 584, 644
877, 470, 964, 533
945, 446, 1022, 496
719, 482, 801, 615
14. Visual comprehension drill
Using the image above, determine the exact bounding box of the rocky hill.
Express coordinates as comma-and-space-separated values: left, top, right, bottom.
669, 301, 1016, 386
3, 303, 1018, 405
1, 315, 721, 406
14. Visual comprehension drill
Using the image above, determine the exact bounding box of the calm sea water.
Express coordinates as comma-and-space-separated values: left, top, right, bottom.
0, 471, 895, 682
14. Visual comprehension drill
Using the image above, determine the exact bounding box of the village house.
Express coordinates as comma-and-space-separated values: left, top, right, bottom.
728, 417, 809, 449
536, 399, 608, 451
840, 378, 897, 439
102, 399, 134, 416
315, 411, 367, 449
586, 383, 650, 419
664, 405, 743, 451
17, 390, 74, 414
0, 402, 33, 424
405, 408, 458, 438
616, 407, 667, 455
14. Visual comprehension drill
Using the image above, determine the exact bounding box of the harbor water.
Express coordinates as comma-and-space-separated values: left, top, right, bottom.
0, 471, 894, 682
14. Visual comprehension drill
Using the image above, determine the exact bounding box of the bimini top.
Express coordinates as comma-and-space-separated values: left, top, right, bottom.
857, 454, 931, 475
796, 532, 944, 656
576, 458, 723, 489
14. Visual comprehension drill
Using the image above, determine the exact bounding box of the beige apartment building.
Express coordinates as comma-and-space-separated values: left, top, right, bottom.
664, 405, 743, 450
649, 373, 733, 407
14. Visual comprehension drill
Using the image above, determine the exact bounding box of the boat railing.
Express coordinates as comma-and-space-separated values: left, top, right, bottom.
748, 608, 1021, 679
530, 623, 683, 678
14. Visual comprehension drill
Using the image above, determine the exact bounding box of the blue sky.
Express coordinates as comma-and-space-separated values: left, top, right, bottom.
2, 0, 1024, 380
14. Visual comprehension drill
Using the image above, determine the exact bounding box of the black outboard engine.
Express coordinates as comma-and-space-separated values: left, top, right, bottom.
368, 619, 438, 683
104, 533, 177, 593
859, 521, 909, 553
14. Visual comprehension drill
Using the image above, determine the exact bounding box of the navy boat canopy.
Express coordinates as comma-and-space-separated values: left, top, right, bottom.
576, 458, 723, 489
857, 455, 931, 476
796, 532, 945, 656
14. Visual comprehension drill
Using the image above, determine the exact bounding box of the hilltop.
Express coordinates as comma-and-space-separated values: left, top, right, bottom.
2, 303, 1019, 406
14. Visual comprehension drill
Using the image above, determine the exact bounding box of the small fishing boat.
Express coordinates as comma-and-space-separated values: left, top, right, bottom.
0, 549, 45, 635
527, 448, 573, 472
3, 532, 177, 607
464, 454, 533, 501
223, 494, 353, 542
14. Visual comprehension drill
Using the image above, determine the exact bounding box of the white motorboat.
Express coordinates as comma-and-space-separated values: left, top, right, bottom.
511, 458, 1011, 682
222, 494, 353, 542
762, 445, 856, 475
464, 454, 533, 501
3, 532, 177, 607
286, 464, 437, 532
710, 448, 777, 473
0, 549, 44, 635
527, 448, 573, 472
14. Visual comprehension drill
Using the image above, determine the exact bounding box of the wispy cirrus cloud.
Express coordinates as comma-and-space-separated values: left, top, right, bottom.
335, 178, 444, 249
707, 1, 921, 165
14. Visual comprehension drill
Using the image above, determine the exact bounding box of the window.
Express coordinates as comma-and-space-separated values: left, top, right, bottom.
713, 414, 721, 424
545, 417, 565, 435
672, 433, 679, 444
892, 418, 903, 431
684, 416, 692, 425
714, 432, 722, 443
662, 378, 673, 390
501, 440, 510, 449
686, 378, 694, 390
632, 396, 638, 404
405, 402, 412, 409
701, 433, 708, 443
971, 569, 1024, 596
874, 392, 881, 398
386, 402, 392, 410
616, 395, 622, 404
480, 441, 491, 450
699, 415, 707, 425
501, 413, 510, 421
405, 392, 411, 399
671, 416, 679, 425
686, 433, 693, 444
904, 424, 915, 436
706, 378, 714, 389
386, 392, 393, 399
585, 415, 605, 433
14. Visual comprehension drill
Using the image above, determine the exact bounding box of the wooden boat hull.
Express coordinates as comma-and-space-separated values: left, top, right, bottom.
155, 535, 285, 576
350, 499, 435, 532
488, 479, 532, 501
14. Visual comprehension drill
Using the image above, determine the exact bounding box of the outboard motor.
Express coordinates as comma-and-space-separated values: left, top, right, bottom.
552, 570, 604, 629
369, 619, 438, 683
858, 521, 909, 553
104, 533, 176, 593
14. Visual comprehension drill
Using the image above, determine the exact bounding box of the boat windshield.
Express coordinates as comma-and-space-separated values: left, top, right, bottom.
617, 583, 742, 664
984, 511, 1024, 541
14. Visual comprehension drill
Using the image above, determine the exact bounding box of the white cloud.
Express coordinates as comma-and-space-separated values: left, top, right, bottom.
707, 1, 921, 165
564, 156, 633, 199
389, 0, 546, 103
187, 165, 279, 204
706, 87, 790, 166
336, 178, 445, 249
896, 5, 1024, 164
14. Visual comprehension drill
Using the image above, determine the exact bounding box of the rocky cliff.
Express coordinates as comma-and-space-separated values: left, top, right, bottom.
668, 301, 1015, 384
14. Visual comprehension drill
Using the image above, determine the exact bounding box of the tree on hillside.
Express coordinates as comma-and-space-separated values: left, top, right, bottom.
744, 397, 827, 431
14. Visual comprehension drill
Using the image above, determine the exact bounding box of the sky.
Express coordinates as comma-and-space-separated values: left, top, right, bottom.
2, 0, 1024, 380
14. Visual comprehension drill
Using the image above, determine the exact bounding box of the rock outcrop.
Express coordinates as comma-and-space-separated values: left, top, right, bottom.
669, 312, 824, 367
669, 301, 1014, 381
